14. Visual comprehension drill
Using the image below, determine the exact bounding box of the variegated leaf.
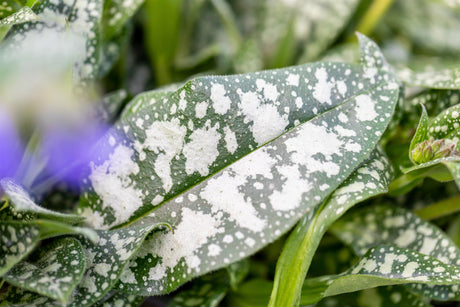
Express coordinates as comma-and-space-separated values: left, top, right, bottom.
3, 238, 85, 303
95, 291, 144, 307
398, 65, 460, 90
102, 0, 144, 40
75, 35, 400, 295
269, 147, 393, 307
0, 6, 37, 26
0, 0, 26, 19
0, 221, 40, 276
301, 245, 460, 304
331, 204, 460, 300
1, 0, 103, 81
261, 0, 360, 66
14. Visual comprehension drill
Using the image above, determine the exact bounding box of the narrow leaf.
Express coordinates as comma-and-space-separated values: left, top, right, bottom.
1, 178, 84, 224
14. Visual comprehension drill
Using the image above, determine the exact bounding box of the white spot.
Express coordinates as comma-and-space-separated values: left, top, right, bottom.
207, 244, 222, 256
94, 263, 111, 277
195, 101, 208, 119
269, 165, 311, 211
286, 74, 299, 86
355, 95, 378, 122
89, 145, 142, 229
394, 229, 417, 247
402, 262, 419, 277
224, 126, 238, 154
313, 67, 333, 105
336, 81, 347, 96
183, 123, 221, 176
238, 90, 289, 145
419, 237, 437, 256
141, 119, 187, 192
210, 83, 232, 115
146, 208, 221, 280
255, 79, 279, 101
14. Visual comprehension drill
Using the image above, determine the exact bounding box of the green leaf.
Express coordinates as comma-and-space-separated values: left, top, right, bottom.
428, 103, 460, 141
260, 0, 360, 66
64, 223, 165, 307
398, 65, 460, 90
79, 35, 399, 295
409, 104, 429, 161
0, 6, 37, 25
301, 245, 460, 304
95, 291, 144, 307
387, 0, 460, 55
331, 204, 460, 300
268, 148, 393, 307
1, 179, 84, 224
0, 0, 25, 19
102, 0, 144, 40
3, 238, 86, 303
0, 221, 40, 277
2, 0, 103, 81
313, 285, 432, 307
31, 219, 98, 243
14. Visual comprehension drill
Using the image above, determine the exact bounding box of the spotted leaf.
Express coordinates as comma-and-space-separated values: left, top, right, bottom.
0, 6, 37, 26
81, 35, 401, 296
95, 291, 144, 307
1, 179, 84, 224
331, 204, 460, 300
0, 0, 25, 19
102, 0, 144, 40
398, 65, 460, 90
3, 238, 86, 303
260, 0, 360, 66
1, 0, 103, 81
269, 147, 393, 307
0, 221, 40, 277
301, 245, 460, 304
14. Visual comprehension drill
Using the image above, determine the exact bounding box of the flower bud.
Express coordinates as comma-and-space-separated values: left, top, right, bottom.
411, 138, 459, 164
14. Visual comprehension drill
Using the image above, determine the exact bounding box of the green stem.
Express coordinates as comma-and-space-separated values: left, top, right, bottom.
415, 195, 460, 220
268, 206, 326, 307
355, 0, 395, 36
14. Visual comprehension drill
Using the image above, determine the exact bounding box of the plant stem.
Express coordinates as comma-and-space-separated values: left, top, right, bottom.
415, 195, 460, 220
355, 0, 395, 36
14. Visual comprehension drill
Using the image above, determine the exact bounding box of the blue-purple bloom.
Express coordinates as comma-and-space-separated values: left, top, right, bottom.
0, 110, 24, 182
0, 108, 112, 195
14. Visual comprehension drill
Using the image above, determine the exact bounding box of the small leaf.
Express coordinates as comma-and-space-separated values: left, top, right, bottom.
301, 245, 460, 304
102, 0, 144, 40
3, 238, 86, 303
0, 6, 38, 26
409, 105, 429, 162
331, 204, 460, 300
32, 219, 98, 243
0, 221, 40, 276
1, 178, 84, 224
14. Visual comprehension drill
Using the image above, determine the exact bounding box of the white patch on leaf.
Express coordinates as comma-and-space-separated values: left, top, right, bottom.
210, 83, 232, 115
238, 90, 288, 145
89, 144, 142, 229
183, 123, 221, 176
354, 94, 378, 122
313, 67, 333, 105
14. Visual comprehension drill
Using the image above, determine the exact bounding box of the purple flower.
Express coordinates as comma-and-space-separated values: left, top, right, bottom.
0, 110, 24, 181
38, 121, 112, 189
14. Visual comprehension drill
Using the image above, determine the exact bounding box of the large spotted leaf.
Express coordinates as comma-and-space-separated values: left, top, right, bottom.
77, 35, 399, 295
3, 238, 85, 303
0, 6, 38, 41
398, 64, 460, 90
0, 221, 40, 276
269, 147, 393, 307
331, 204, 460, 300
1, 0, 103, 81
301, 245, 460, 304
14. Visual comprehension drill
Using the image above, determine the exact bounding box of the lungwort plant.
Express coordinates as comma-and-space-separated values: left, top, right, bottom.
0, 0, 460, 306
